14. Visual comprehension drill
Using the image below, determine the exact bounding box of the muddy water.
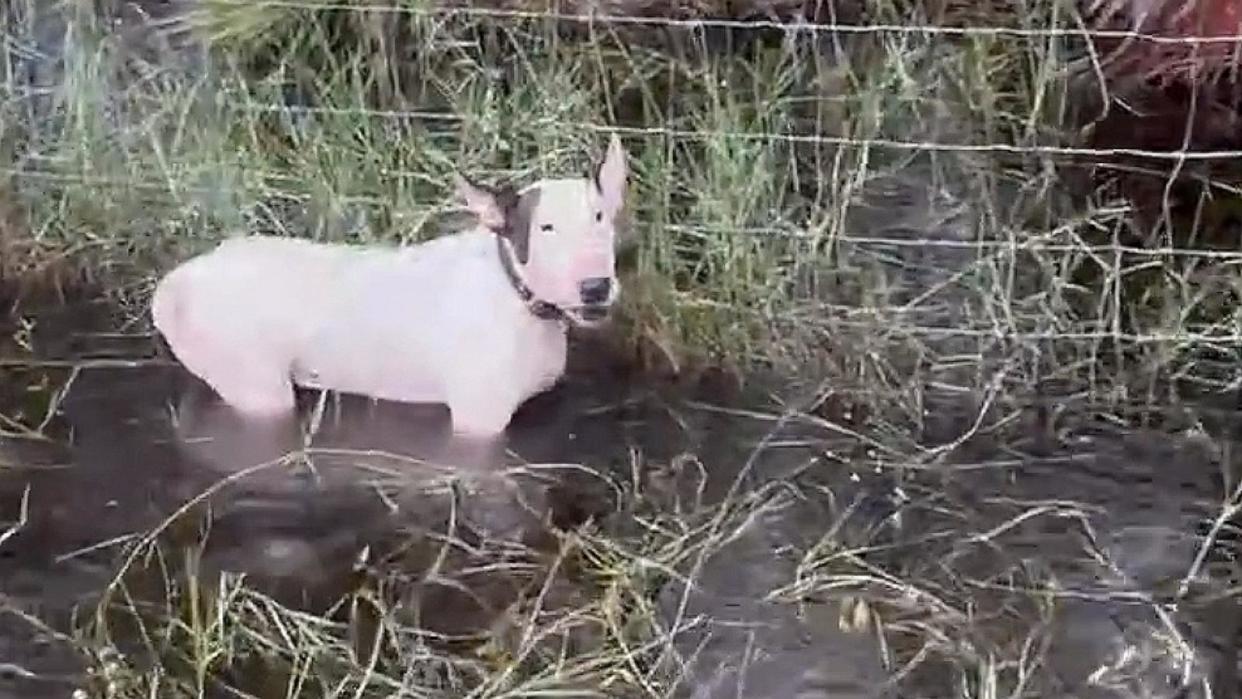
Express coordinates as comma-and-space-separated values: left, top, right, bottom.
0, 294, 1239, 698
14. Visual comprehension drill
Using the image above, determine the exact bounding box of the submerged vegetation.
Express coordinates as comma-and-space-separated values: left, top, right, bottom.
3, 0, 1242, 696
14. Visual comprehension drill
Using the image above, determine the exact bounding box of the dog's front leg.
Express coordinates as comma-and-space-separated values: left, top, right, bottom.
441, 432, 506, 472
442, 390, 518, 471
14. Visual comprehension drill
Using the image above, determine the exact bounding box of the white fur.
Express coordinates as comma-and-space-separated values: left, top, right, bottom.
152, 135, 629, 438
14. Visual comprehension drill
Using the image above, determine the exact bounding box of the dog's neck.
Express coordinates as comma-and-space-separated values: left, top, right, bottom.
494, 234, 568, 324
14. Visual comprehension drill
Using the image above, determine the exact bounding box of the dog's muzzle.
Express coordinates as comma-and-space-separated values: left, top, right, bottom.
578, 277, 612, 305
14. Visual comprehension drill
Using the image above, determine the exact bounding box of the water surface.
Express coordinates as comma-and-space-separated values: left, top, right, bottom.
0, 292, 1238, 698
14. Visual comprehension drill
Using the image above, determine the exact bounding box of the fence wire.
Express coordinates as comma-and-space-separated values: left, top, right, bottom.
164, 0, 1242, 44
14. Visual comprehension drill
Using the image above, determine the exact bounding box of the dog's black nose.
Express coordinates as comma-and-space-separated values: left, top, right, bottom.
579, 277, 612, 305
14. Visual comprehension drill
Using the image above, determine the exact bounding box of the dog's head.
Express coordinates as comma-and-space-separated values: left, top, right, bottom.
455, 134, 630, 328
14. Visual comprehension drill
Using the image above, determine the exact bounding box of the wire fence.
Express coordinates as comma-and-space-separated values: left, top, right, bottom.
4, 10, 1240, 699
164, 0, 1242, 44
5, 0, 1242, 399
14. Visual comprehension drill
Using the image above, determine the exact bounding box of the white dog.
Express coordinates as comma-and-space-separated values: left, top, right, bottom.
152, 134, 629, 439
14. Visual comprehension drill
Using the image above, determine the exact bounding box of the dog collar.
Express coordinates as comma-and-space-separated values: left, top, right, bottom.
494, 234, 568, 323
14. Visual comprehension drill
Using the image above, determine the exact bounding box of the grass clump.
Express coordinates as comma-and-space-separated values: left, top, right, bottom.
60, 450, 797, 698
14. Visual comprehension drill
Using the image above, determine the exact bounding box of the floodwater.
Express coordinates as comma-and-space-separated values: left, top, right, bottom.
0, 292, 1239, 698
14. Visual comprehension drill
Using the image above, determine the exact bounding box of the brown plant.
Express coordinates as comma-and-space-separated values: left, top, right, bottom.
1086, 0, 1242, 87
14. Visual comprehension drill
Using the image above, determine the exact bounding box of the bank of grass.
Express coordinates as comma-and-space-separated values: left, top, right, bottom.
4, 0, 1242, 697
3, 0, 1089, 384
9, 1, 1236, 400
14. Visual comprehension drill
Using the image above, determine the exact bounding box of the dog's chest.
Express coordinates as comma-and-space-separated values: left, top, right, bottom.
517, 321, 569, 399
292, 312, 567, 405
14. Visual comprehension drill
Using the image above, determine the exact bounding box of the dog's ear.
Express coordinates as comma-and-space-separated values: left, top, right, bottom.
592, 133, 628, 218
507, 185, 541, 264
454, 172, 506, 231
492, 183, 520, 220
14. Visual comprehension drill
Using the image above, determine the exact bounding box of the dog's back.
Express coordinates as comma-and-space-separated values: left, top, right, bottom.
151, 232, 507, 414
152, 235, 376, 415
153, 236, 350, 352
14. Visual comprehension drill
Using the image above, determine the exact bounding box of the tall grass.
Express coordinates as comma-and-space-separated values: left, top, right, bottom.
0, 0, 1078, 381
8, 0, 1237, 399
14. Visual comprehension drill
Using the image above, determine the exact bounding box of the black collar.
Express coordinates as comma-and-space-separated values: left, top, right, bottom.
494, 234, 567, 323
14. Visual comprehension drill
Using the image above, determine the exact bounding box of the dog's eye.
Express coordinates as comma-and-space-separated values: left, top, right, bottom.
594, 211, 603, 222
540, 223, 554, 234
